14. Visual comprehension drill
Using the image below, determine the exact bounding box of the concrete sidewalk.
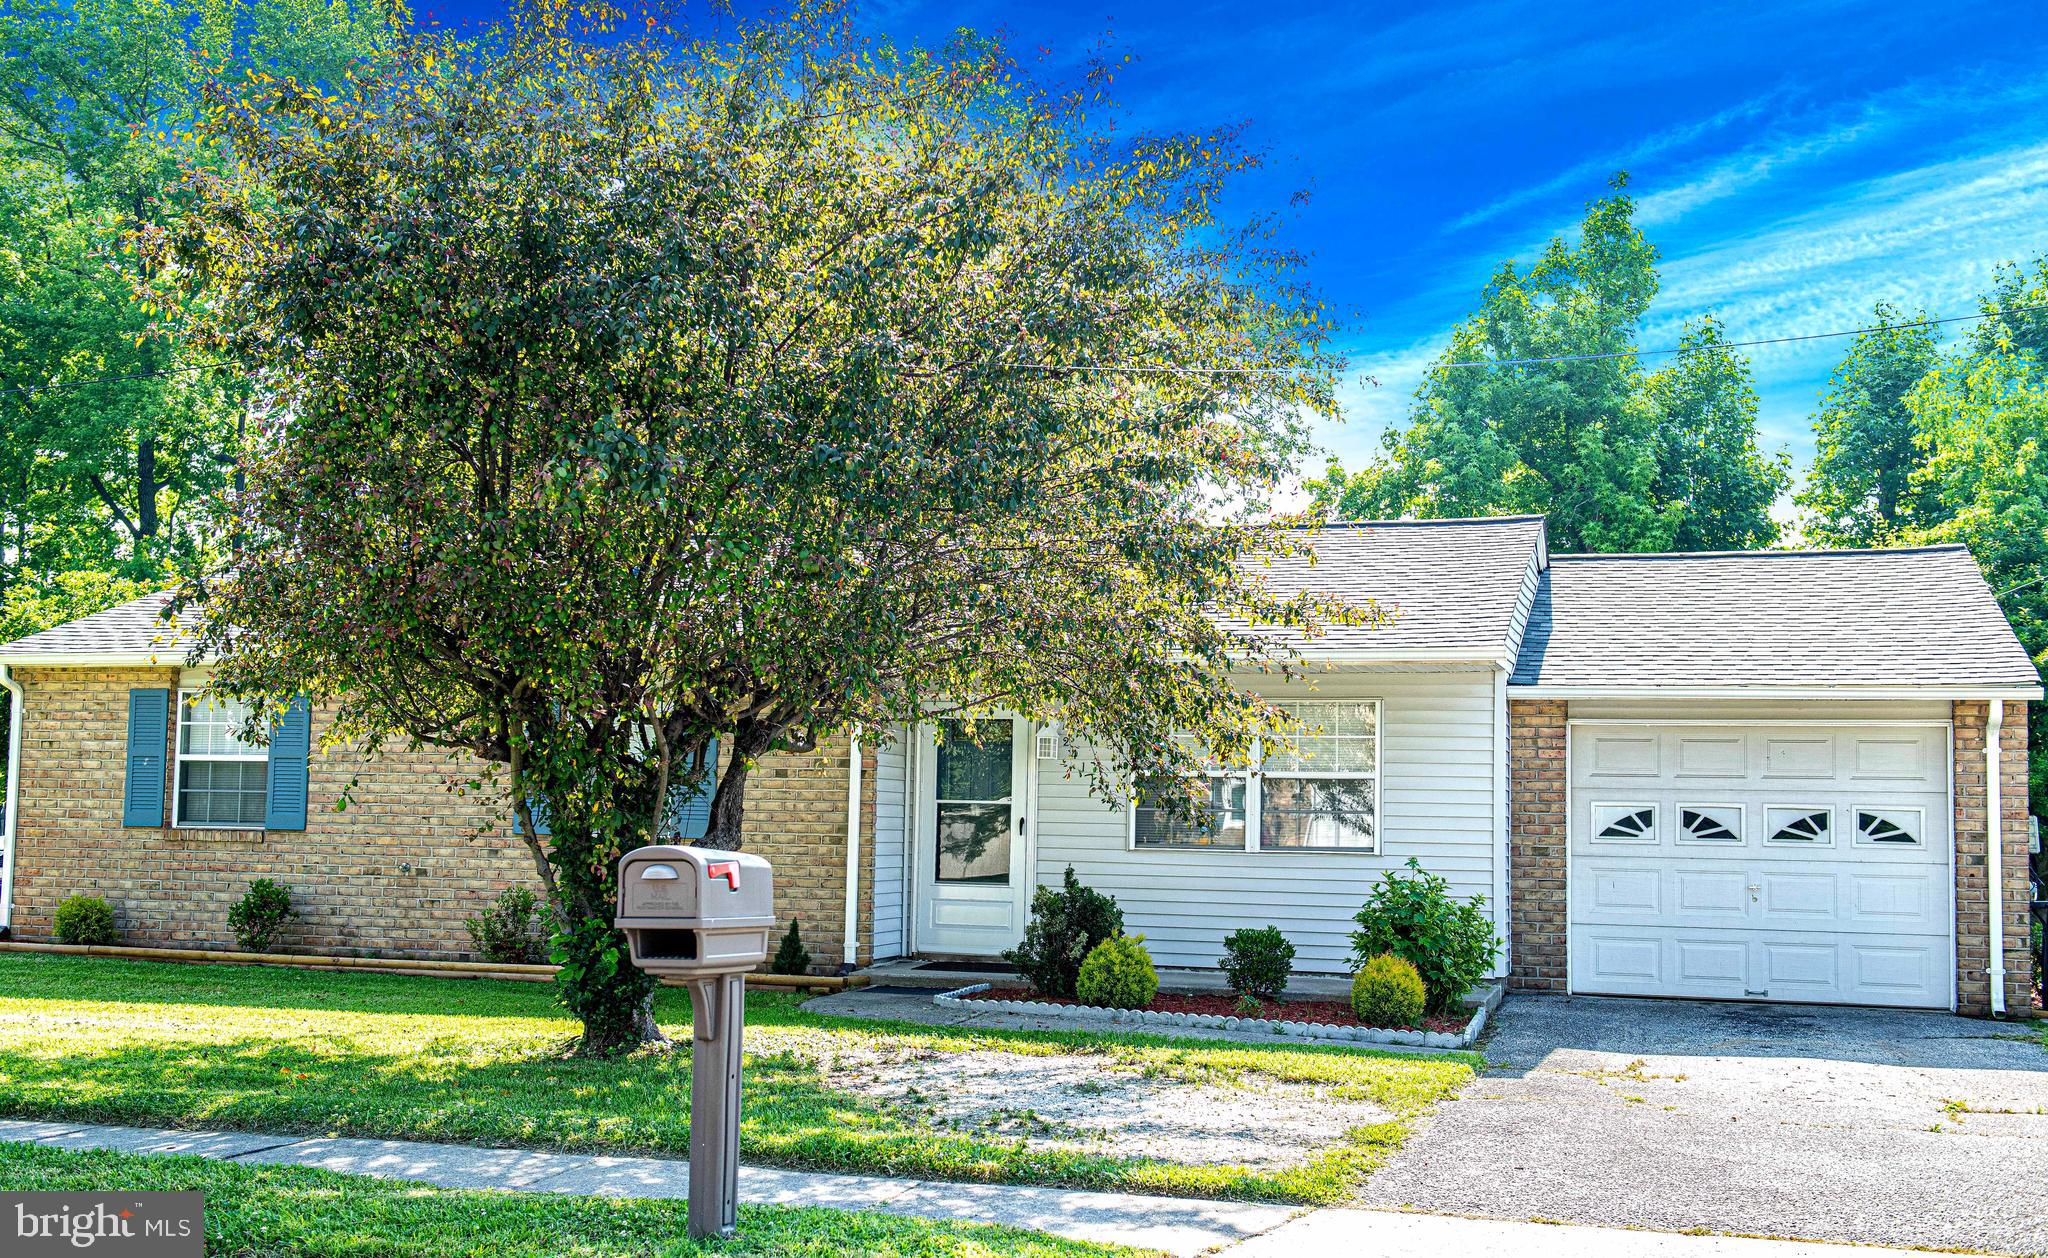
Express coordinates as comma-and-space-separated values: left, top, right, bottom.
0, 1118, 1293, 1255
1233, 1210, 1949, 1256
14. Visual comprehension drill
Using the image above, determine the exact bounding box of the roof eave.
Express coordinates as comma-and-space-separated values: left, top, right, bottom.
0, 651, 204, 668
1508, 681, 2044, 701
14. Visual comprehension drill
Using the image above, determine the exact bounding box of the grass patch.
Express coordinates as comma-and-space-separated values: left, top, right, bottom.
0, 1142, 1141, 1258
0, 954, 1473, 1203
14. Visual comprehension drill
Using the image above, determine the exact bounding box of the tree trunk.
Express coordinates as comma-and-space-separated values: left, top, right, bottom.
544, 795, 667, 1056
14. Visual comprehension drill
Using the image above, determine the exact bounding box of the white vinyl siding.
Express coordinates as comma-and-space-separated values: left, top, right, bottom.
871, 727, 910, 960
1033, 668, 1501, 974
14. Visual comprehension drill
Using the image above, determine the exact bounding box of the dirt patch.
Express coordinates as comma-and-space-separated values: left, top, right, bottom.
813, 1041, 1390, 1168
962, 986, 1468, 1034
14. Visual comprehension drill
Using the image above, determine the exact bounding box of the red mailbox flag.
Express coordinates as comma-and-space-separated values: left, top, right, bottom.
707, 860, 741, 891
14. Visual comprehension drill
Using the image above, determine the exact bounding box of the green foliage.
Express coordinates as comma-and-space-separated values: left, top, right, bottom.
772, 919, 813, 977
1219, 926, 1294, 1002
1075, 935, 1159, 1010
1, 1142, 1128, 1258
0, 0, 397, 594
1348, 858, 1499, 1015
1796, 304, 1944, 546
227, 878, 296, 953
1309, 179, 1788, 553
53, 895, 116, 946
1895, 353, 2048, 813
1005, 868, 1125, 999
464, 886, 550, 965
1350, 954, 1426, 1029
150, 0, 1341, 1053
0, 954, 1476, 1205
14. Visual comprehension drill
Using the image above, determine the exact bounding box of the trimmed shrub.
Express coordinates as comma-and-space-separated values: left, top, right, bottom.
1351, 953, 1426, 1028
54, 895, 117, 946
1219, 925, 1294, 1003
1076, 935, 1158, 1010
1003, 866, 1123, 998
771, 919, 813, 976
465, 886, 550, 965
1349, 857, 1500, 1014
228, 879, 297, 953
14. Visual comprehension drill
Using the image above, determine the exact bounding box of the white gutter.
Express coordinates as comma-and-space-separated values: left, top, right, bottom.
0, 662, 22, 933
1511, 683, 2043, 701
1491, 666, 1510, 976
841, 726, 863, 972
1987, 700, 2007, 1017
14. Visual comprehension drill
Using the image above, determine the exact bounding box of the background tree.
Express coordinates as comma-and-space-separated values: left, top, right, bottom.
151, 2, 1352, 1053
0, 0, 400, 594
1896, 356, 2048, 814
1310, 180, 1788, 553
1795, 304, 1942, 547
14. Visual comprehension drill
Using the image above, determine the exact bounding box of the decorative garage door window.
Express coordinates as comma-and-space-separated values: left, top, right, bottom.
1591, 803, 1656, 842
175, 690, 269, 828
1766, 806, 1832, 845
1678, 805, 1742, 844
1854, 808, 1922, 846
1129, 701, 1379, 852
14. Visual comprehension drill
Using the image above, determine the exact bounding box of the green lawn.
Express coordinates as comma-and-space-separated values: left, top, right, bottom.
0, 954, 1474, 1204
0, 1142, 1142, 1258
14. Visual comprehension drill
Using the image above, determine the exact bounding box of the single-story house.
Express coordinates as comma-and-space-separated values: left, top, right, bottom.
0, 515, 2037, 1015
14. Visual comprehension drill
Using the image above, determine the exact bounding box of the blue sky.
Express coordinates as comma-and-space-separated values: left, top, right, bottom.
430, 0, 2048, 481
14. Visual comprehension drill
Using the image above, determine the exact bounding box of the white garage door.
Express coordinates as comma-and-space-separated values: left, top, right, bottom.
1569, 722, 1952, 1009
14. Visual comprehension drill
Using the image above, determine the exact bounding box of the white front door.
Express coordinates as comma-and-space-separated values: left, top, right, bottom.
912, 717, 1031, 956
1569, 722, 1953, 1009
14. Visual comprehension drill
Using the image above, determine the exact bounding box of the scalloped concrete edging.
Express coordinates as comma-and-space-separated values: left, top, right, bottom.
932, 982, 1492, 1050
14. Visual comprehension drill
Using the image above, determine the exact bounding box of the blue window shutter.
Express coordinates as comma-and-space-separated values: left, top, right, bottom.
263, 697, 311, 831
525, 793, 550, 836
122, 688, 170, 827
668, 736, 719, 840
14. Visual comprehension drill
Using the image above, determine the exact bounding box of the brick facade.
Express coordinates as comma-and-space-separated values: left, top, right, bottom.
1951, 700, 2033, 1018
1506, 698, 1568, 993
4, 666, 870, 970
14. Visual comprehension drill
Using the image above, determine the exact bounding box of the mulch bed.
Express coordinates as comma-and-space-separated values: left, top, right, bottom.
960, 986, 1469, 1035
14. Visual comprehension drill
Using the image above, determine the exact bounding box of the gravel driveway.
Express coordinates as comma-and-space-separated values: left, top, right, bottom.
1358, 995, 2048, 1256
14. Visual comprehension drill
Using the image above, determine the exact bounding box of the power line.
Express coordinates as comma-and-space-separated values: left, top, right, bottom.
13, 300, 2048, 393
1439, 302, 2048, 371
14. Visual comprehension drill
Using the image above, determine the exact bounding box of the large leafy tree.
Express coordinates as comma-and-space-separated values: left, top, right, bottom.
0, 0, 399, 591
1312, 182, 1788, 553
1795, 304, 1943, 547
1897, 356, 2048, 814
149, 3, 1350, 1052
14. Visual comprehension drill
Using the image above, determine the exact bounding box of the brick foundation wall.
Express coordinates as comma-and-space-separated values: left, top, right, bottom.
4, 667, 869, 969
1507, 698, 1569, 993
1952, 700, 2033, 1018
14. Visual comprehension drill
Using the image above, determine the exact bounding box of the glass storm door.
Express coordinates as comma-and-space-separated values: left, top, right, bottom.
912, 717, 1030, 956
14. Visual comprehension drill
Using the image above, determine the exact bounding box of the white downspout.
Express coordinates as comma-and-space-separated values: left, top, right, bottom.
0, 662, 23, 933
841, 726, 863, 972
1987, 700, 2007, 1017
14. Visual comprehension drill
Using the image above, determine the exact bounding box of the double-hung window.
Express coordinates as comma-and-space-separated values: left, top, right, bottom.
174, 690, 269, 828
1128, 700, 1380, 852
1130, 735, 1252, 849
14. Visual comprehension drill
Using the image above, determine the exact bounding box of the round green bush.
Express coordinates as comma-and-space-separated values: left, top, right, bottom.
229, 878, 297, 953
1351, 952, 1426, 1028
53, 894, 117, 946
1075, 934, 1158, 1010
1220, 925, 1295, 1003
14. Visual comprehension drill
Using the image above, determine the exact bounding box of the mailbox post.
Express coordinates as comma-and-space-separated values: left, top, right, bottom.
615, 845, 774, 1241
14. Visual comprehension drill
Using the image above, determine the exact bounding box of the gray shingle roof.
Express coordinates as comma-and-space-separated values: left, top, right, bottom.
1236, 516, 1547, 657
1511, 544, 2042, 690
0, 591, 201, 663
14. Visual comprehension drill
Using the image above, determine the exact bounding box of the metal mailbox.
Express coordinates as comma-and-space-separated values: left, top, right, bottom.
615, 844, 775, 1242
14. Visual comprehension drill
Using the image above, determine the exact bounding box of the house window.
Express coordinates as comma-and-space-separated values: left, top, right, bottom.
175, 690, 268, 828
1129, 701, 1380, 853
1131, 733, 1251, 849
1257, 701, 1378, 851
